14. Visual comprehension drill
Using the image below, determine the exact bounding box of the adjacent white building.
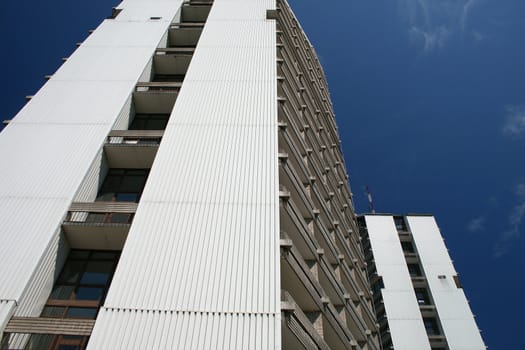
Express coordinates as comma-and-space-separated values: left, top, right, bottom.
360, 215, 486, 350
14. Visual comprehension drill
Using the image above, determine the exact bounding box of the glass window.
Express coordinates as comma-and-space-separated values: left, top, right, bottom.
75, 287, 104, 301
415, 288, 430, 305
394, 216, 407, 231
96, 169, 149, 203
80, 261, 114, 285
50, 285, 75, 300
407, 264, 422, 277
90, 251, 117, 260
423, 317, 440, 335
130, 113, 170, 131
68, 250, 90, 259
401, 241, 415, 253
58, 261, 85, 284
41, 306, 66, 318
66, 307, 98, 319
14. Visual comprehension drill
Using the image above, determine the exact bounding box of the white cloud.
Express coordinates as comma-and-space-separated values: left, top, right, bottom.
515, 183, 525, 198
493, 227, 519, 258
502, 105, 525, 137
410, 26, 450, 52
472, 30, 484, 43
494, 182, 525, 258
399, 0, 481, 52
461, 0, 479, 31
467, 217, 485, 232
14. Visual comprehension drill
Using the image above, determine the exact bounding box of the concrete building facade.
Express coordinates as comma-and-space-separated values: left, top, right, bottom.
0, 0, 380, 349
359, 215, 486, 350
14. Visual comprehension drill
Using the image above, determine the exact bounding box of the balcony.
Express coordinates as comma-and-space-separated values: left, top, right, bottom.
180, 4, 212, 23
168, 23, 204, 48
62, 202, 137, 250
104, 130, 164, 168
154, 49, 193, 78
281, 291, 332, 350
133, 82, 181, 115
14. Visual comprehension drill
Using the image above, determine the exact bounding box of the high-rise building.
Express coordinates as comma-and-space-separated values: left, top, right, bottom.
1, 1, 487, 349
359, 215, 486, 350
0, 0, 381, 349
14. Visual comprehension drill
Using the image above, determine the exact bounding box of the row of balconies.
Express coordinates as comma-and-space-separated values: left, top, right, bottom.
276, 5, 383, 347
277, 49, 341, 168
275, 10, 332, 114
278, 165, 374, 320
277, 71, 354, 217
277, 110, 353, 239
280, 235, 378, 350
275, 3, 338, 138
278, 105, 363, 263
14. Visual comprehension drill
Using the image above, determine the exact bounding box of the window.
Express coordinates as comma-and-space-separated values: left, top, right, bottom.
414, 288, 430, 305
43, 250, 120, 319
394, 216, 407, 231
401, 241, 415, 253
130, 113, 170, 130
407, 263, 422, 277
96, 169, 149, 202
22, 250, 120, 350
423, 317, 441, 336
152, 74, 185, 83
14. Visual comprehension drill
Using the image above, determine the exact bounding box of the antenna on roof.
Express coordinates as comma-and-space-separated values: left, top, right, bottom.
365, 185, 375, 214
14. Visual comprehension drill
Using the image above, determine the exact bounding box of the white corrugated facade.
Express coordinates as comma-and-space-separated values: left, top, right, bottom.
0, 0, 183, 340
87, 1, 281, 347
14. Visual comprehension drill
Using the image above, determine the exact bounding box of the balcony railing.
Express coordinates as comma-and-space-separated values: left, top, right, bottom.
106, 130, 164, 145
135, 81, 182, 92
62, 202, 138, 250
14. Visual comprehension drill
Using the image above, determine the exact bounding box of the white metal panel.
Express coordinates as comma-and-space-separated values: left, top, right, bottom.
0, 197, 71, 299
0, 124, 111, 198
89, 308, 278, 350
73, 151, 108, 202
114, 0, 183, 23
364, 215, 430, 350
51, 47, 157, 82
0, 300, 16, 339
81, 21, 174, 49
209, 0, 274, 20
90, 0, 280, 347
0, 0, 182, 333
6, 231, 70, 349
408, 216, 486, 349
7, 82, 134, 126
387, 319, 430, 350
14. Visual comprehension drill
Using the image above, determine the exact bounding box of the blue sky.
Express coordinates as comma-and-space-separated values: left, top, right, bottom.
1, 0, 523, 348
288, 0, 524, 348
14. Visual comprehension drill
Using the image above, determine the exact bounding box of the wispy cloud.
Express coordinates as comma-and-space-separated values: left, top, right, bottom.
467, 217, 485, 233
409, 26, 450, 53
399, 0, 481, 52
461, 0, 479, 31
494, 183, 525, 258
502, 105, 525, 137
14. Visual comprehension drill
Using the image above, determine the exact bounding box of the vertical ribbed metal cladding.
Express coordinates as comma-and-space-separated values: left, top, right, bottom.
0, 0, 183, 336
7, 229, 69, 349
89, 309, 277, 349
89, 0, 280, 348
0, 300, 16, 338
73, 150, 108, 202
